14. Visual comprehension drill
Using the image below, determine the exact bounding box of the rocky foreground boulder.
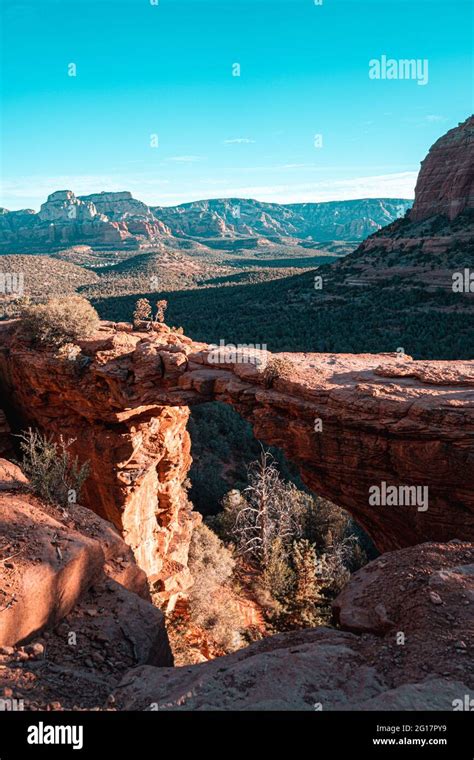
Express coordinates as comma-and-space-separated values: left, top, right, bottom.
1, 457, 470, 713
114, 541, 473, 711
0, 460, 172, 709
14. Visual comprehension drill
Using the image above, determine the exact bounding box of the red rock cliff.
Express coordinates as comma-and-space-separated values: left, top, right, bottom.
0, 324, 200, 610
410, 115, 474, 222
1, 321, 473, 586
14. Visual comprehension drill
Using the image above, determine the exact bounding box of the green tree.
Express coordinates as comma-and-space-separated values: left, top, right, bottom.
291, 539, 322, 626
133, 298, 152, 329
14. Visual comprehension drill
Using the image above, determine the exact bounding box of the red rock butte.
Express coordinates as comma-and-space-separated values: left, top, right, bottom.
409, 115, 474, 222
1, 320, 473, 608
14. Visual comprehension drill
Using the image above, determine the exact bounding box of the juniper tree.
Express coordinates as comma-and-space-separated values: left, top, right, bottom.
154, 299, 168, 323
231, 449, 302, 564
291, 538, 322, 626
133, 298, 152, 329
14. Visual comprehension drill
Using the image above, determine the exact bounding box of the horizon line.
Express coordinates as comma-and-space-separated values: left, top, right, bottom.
1, 192, 415, 214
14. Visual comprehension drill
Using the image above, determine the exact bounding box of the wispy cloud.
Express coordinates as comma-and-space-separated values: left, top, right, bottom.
0, 173, 170, 210
402, 114, 449, 128
0, 171, 417, 210
141, 171, 418, 206
166, 155, 204, 163
223, 138, 256, 144
182, 172, 418, 205
425, 114, 446, 123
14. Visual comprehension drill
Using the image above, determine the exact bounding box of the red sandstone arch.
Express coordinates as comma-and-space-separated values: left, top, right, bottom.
1, 321, 473, 606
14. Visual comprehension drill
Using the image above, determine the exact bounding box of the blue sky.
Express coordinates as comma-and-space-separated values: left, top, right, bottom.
0, 0, 472, 209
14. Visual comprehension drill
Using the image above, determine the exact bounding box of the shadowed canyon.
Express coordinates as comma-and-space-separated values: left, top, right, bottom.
0, 117, 473, 712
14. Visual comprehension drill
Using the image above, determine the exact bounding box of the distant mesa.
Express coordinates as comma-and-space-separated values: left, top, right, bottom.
0, 189, 171, 252
2, 115, 472, 255
151, 197, 412, 243
0, 188, 412, 253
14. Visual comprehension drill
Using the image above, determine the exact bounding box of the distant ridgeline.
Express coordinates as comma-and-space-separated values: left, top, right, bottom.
0, 193, 412, 252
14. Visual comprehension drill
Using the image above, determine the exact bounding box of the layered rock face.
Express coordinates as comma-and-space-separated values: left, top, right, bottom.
0, 459, 173, 708
79, 191, 171, 237
330, 116, 474, 291
0, 322, 200, 610
38, 190, 99, 222
152, 197, 411, 241
0, 192, 411, 252
211, 354, 474, 551
114, 540, 473, 711
410, 115, 474, 222
78, 191, 153, 220
1, 321, 473, 579
0, 192, 128, 250
0, 190, 169, 252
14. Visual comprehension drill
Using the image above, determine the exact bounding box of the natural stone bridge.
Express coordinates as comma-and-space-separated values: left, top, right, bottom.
1, 320, 473, 606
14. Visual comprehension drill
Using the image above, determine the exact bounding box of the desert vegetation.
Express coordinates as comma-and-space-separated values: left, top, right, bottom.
16, 428, 90, 508
90, 262, 474, 360
132, 297, 168, 330
262, 356, 295, 387
174, 450, 368, 661
19, 295, 99, 348
210, 450, 366, 630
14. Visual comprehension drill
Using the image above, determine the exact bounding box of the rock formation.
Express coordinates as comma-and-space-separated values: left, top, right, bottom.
114, 540, 473, 711
0, 458, 172, 709
38, 190, 99, 223
0, 190, 169, 252
151, 197, 411, 241
0, 435, 471, 710
0, 322, 200, 609
0, 193, 411, 252
78, 191, 171, 238
1, 321, 473, 605
2, 445, 471, 710
78, 191, 155, 221
409, 115, 474, 222
332, 116, 474, 290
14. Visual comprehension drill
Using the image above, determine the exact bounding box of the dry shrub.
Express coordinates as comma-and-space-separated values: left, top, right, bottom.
133, 298, 168, 329
187, 522, 243, 652
262, 536, 295, 604
133, 298, 152, 329
262, 356, 295, 388
20, 296, 99, 348
155, 299, 168, 323
16, 428, 90, 507
216, 454, 367, 632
